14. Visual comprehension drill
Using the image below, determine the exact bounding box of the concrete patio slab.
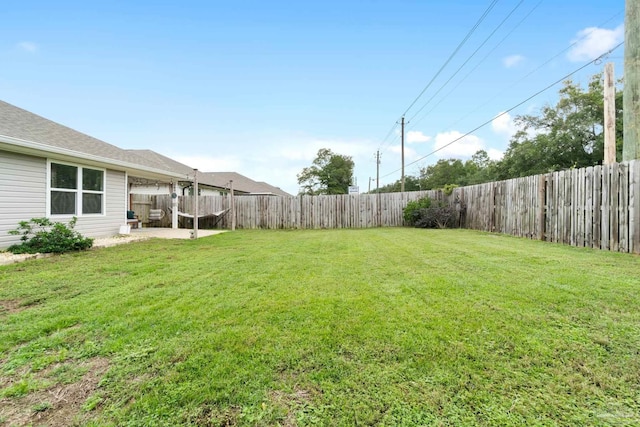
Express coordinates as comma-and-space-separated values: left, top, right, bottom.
131, 228, 226, 239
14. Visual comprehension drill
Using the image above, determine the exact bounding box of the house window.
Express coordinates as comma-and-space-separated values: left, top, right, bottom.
50, 162, 105, 215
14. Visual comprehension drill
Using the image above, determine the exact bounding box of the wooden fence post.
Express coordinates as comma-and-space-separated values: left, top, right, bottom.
230, 180, 236, 231
538, 174, 546, 240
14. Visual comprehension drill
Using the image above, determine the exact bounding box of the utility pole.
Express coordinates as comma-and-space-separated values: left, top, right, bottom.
604, 62, 616, 164
375, 150, 380, 192
401, 116, 405, 192
624, 0, 640, 160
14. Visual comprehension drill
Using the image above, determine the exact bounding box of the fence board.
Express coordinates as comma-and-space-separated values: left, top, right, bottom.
593, 166, 602, 249
611, 163, 620, 251
619, 163, 629, 252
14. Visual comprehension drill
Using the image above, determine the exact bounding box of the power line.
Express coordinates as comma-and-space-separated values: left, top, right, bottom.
407, 0, 527, 123
375, 5, 623, 180
408, 0, 544, 128
380, 42, 624, 180
378, 0, 501, 157
412, 9, 624, 133
401, 0, 500, 117
377, 119, 401, 153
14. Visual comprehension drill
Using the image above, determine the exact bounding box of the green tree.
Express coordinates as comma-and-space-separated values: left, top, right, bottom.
371, 176, 422, 193
297, 148, 355, 195
496, 74, 623, 179
420, 159, 468, 189
465, 150, 498, 185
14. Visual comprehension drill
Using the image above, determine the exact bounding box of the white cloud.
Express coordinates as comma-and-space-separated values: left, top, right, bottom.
503, 54, 524, 68
491, 112, 518, 138
17, 41, 38, 52
433, 131, 484, 158
278, 138, 373, 162
567, 24, 623, 62
389, 144, 418, 159
406, 130, 431, 144
487, 148, 504, 161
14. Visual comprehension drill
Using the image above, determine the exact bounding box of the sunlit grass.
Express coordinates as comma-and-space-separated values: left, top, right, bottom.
1, 228, 639, 425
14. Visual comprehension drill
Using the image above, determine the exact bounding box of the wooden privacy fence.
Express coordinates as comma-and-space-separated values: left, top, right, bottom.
451, 160, 640, 253
132, 191, 445, 230
132, 159, 639, 254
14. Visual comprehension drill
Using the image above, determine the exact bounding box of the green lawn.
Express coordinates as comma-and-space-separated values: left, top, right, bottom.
1, 228, 639, 426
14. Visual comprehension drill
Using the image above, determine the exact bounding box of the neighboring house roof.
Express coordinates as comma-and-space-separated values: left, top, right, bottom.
0, 100, 182, 180
126, 151, 292, 196
200, 172, 292, 197
252, 181, 293, 197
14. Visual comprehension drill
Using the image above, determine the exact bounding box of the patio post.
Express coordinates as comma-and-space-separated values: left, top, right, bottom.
171, 181, 179, 229
193, 169, 199, 239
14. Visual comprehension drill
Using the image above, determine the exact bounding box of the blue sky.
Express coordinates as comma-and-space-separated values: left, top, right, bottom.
1, 0, 626, 194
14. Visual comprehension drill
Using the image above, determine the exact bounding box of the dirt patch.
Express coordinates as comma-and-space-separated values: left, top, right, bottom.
0, 300, 25, 316
186, 404, 241, 426
0, 357, 109, 427
268, 387, 318, 427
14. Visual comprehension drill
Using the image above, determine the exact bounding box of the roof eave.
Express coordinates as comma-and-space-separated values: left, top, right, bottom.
0, 134, 185, 181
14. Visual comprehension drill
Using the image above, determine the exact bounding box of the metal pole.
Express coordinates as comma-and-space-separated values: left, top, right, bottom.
193, 169, 198, 239
171, 181, 178, 229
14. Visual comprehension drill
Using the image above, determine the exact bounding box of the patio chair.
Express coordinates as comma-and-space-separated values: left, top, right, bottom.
126, 210, 142, 229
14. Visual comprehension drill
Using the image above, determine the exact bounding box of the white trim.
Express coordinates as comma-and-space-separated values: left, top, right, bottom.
47, 159, 106, 218
124, 171, 129, 222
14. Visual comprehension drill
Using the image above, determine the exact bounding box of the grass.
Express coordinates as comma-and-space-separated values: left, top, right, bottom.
1, 228, 639, 426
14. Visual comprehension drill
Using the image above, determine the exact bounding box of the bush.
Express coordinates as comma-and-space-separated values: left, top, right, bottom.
414, 206, 456, 229
7, 217, 93, 254
442, 184, 459, 196
404, 196, 456, 229
403, 196, 433, 226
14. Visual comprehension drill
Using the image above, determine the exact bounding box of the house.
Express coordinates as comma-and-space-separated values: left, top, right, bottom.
0, 100, 184, 249
199, 171, 292, 197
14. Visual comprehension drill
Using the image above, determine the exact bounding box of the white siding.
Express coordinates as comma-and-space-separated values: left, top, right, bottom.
0, 151, 128, 249
0, 151, 47, 248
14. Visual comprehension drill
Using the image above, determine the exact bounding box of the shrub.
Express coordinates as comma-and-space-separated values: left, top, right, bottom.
7, 217, 93, 254
414, 206, 456, 229
442, 184, 459, 196
403, 196, 433, 225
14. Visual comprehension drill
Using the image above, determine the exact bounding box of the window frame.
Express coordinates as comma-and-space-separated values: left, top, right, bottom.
47, 160, 106, 217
